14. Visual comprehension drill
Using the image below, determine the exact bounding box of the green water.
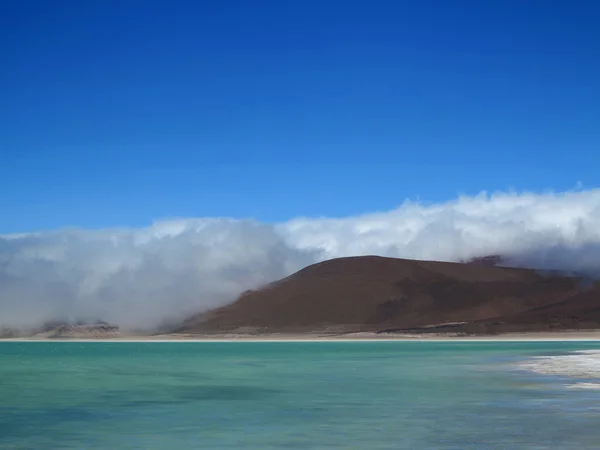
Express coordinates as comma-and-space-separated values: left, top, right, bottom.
2, 341, 600, 449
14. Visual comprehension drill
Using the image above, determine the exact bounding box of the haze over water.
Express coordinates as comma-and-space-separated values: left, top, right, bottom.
2, 341, 600, 449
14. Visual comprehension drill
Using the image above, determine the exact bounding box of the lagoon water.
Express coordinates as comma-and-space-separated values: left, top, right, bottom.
2, 341, 600, 449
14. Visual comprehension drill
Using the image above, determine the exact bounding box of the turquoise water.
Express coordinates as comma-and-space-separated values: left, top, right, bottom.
2, 341, 600, 449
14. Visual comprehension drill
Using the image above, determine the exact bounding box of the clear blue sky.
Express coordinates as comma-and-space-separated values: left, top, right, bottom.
1, 0, 599, 233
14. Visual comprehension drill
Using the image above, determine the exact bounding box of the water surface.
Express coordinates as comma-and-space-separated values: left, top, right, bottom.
1, 341, 600, 449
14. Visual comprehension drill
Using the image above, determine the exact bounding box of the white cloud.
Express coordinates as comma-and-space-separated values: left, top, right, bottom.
2, 188, 600, 331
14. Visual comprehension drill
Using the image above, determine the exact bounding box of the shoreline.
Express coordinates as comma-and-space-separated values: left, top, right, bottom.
4, 330, 600, 343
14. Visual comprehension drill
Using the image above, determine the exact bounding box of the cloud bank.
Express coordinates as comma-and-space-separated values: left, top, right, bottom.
2, 189, 600, 331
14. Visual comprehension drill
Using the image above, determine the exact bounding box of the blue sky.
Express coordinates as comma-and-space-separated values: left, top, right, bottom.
1, 0, 599, 233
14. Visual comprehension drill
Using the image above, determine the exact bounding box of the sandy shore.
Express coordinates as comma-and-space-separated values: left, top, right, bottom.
4, 330, 600, 342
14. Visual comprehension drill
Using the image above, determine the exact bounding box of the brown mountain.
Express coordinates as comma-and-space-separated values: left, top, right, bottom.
179, 256, 593, 335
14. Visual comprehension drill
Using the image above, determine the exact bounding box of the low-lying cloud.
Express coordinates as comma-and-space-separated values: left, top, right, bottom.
2, 188, 600, 331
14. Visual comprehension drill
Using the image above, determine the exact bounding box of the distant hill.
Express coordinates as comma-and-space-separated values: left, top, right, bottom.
463, 254, 505, 267
1, 320, 120, 339
179, 256, 588, 335
33, 324, 120, 339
